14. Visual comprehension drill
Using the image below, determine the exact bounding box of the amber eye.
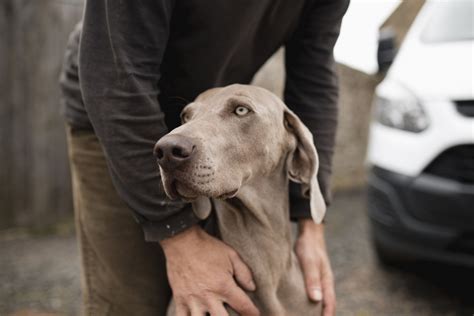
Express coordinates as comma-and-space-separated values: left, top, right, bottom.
234, 106, 250, 116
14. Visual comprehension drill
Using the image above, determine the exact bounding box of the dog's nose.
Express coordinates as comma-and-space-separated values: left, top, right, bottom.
154, 134, 196, 170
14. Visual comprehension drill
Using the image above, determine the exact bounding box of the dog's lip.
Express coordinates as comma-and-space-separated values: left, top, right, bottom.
162, 168, 239, 200
217, 188, 239, 199
160, 168, 189, 200
167, 179, 180, 200
174, 180, 239, 201
174, 181, 199, 200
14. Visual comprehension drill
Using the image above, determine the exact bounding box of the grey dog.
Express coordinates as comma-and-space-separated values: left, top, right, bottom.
156, 84, 326, 315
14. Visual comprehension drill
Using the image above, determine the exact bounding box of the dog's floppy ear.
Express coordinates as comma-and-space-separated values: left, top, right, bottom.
284, 109, 327, 223
192, 196, 212, 220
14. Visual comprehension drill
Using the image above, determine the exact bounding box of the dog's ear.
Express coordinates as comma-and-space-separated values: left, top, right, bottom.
284, 109, 326, 223
192, 196, 212, 220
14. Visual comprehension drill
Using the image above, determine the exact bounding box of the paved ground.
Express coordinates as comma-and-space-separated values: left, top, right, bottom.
1, 189, 474, 316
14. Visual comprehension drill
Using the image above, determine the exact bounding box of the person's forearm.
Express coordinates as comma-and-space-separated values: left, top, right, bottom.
285, 0, 350, 209
79, 0, 200, 240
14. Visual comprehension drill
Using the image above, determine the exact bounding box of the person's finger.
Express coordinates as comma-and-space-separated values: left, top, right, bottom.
207, 301, 228, 316
322, 291, 336, 316
298, 252, 323, 302
321, 260, 336, 316
175, 301, 189, 316
222, 283, 260, 316
229, 250, 256, 291
188, 300, 206, 316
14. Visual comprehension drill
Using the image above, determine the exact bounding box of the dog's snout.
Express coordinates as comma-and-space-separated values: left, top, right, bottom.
154, 134, 196, 170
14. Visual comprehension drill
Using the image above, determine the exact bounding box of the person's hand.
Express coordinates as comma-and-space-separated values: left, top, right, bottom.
160, 225, 260, 316
295, 219, 335, 316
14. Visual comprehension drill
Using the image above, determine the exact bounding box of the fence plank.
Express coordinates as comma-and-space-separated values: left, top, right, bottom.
0, 0, 83, 229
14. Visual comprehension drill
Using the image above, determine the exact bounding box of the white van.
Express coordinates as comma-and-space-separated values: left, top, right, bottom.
367, 0, 474, 266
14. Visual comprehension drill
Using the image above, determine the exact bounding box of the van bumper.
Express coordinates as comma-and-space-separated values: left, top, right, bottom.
368, 166, 474, 267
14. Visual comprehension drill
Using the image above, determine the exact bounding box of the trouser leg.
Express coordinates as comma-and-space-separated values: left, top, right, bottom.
67, 126, 171, 316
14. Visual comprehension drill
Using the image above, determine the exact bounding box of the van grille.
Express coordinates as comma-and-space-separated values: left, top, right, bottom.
424, 145, 474, 184
455, 100, 474, 117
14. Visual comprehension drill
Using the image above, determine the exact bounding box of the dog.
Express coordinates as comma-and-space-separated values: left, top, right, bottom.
155, 84, 326, 315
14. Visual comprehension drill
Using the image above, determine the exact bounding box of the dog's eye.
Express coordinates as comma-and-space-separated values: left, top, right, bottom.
181, 112, 190, 123
234, 106, 250, 116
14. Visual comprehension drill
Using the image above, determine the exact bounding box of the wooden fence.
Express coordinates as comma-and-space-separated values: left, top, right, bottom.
0, 0, 83, 229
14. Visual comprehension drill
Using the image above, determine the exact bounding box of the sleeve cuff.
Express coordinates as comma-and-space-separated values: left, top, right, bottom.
289, 171, 332, 222
139, 205, 202, 242
289, 193, 312, 221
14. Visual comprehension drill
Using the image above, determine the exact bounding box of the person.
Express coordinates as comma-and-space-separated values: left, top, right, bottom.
60, 1, 349, 315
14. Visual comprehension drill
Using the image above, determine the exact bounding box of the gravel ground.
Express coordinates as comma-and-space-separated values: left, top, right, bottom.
1, 189, 473, 316
0, 234, 80, 316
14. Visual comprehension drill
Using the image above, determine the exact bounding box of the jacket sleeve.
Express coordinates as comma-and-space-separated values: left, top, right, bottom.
79, 0, 200, 241
284, 0, 349, 220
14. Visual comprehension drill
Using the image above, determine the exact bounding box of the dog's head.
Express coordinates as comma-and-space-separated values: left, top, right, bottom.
154, 84, 326, 223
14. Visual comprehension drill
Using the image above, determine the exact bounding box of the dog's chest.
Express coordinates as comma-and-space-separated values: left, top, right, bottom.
213, 199, 320, 315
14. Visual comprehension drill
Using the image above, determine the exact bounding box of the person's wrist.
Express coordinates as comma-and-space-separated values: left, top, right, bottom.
297, 219, 326, 249
298, 218, 324, 235
159, 224, 202, 254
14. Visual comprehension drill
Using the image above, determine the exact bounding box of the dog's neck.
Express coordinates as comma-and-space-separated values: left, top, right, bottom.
213, 161, 295, 287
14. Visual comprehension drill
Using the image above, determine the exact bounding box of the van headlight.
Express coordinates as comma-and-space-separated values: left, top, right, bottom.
373, 94, 429, 133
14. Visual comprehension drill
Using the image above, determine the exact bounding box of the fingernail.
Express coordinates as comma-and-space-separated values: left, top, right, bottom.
310, 288, 323, 301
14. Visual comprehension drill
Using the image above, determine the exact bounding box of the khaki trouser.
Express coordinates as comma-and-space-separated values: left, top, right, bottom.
67, 126, 172, 316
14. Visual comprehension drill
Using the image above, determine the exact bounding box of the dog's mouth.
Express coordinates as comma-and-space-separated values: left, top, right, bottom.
159, 160, 241, 201
173, 180, 199, 200
163, 175, 239, 201
174, 180, 239, 200
159, 166, 198, 200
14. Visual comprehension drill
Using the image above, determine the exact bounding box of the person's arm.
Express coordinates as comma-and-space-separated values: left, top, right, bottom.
285, 0, 349, 219
284, 1, 349, 315
79, 2, 258, 314
79, 0, 201, 241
